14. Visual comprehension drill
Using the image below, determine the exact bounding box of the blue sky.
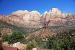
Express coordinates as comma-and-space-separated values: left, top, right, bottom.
0, 0, 75, 15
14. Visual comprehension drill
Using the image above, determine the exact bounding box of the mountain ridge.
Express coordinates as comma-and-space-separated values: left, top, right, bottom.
0, 8, 75, 29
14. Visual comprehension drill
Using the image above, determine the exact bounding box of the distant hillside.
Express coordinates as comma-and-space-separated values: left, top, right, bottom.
0, 8, 75, 37
0, 21, 41, 34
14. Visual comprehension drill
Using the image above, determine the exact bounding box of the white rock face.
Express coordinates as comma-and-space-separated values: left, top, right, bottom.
10, 10, 41, 28
44, 8, 67, 18
12, 10, 29, 16
51, 8, 61, 14
42, 8, 68, 26
0, 8, 71, 28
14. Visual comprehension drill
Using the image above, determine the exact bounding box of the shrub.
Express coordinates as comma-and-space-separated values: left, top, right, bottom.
3, 31, 25, 44
46, 32, 75, 50
26, 39, 37, 50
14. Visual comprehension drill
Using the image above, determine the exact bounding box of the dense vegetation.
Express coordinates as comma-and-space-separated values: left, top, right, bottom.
2, 31, 25, 44
1, 28, 75, 50
46, 31, 75, 50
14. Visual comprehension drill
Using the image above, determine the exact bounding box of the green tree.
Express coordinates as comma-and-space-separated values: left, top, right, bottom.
26, 39, 37, 50
46, 31, 75, 50
3, 31, 25, 44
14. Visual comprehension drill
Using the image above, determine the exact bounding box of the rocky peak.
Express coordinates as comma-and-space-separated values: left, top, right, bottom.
50, 8, 61, 14
0, 8, 75, 28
